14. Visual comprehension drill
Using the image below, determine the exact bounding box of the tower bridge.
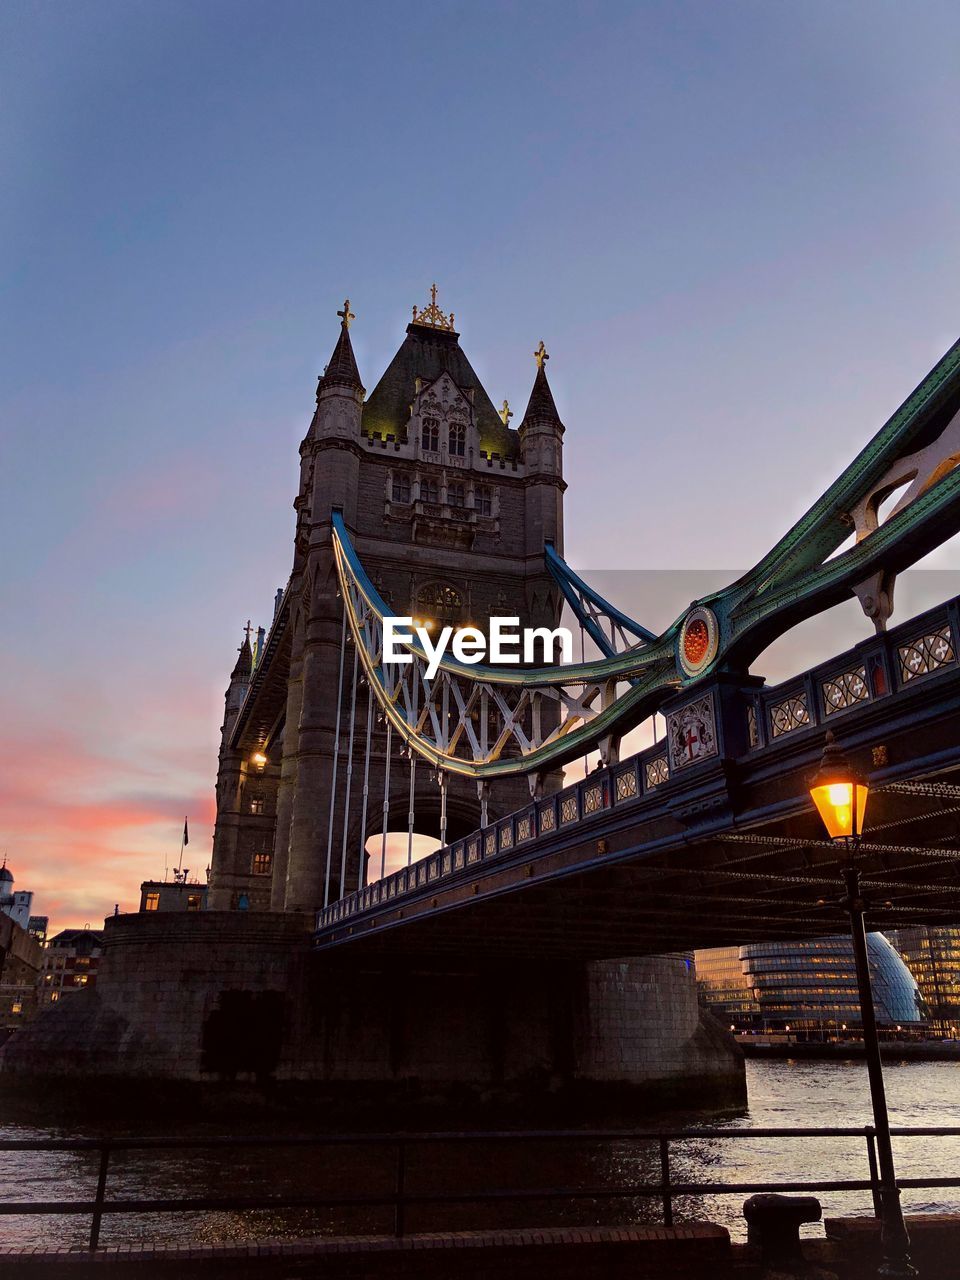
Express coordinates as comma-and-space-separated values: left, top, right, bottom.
7, 293, 960, 1098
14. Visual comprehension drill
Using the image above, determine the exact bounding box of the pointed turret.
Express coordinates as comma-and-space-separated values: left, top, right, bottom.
519, 340, 564, 432
230, 623, 254, 683
317, 299, 364, 394
518, 341, 565, 558
221, 623, 254, 742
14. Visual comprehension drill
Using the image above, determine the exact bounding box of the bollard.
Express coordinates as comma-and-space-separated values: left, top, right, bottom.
743, 1193, 822, 1272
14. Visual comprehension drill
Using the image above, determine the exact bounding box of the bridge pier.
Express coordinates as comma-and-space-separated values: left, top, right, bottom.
0, 913, 744, 1112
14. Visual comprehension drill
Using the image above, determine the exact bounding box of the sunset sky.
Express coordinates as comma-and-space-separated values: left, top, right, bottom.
3, 1, 960, 932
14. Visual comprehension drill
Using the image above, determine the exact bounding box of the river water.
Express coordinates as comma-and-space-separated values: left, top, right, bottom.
2, 1060, 959, 1249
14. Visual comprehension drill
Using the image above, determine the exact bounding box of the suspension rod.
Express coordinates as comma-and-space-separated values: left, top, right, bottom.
338, 642, 360, 899
357, 682, 374, 891
380, 721, 392, 882
323, 604, 348, 909
407, 755, 416, 867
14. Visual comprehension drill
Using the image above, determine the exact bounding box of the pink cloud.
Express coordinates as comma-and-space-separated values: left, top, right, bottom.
0, 695, 217, 934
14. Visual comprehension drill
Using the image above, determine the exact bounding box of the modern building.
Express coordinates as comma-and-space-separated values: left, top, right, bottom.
0, 861, 34, 931
696, 934, 926, 1034
694, 946, 759, 1027
139, 880, 208, 913
887, 927, 960, 1034
39, 928, 103, 1006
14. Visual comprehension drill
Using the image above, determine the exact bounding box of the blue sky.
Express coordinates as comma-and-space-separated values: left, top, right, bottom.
3, 0, 960, 927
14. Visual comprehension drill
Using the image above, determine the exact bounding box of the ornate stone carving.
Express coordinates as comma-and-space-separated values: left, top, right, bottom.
667, 694, 718, 771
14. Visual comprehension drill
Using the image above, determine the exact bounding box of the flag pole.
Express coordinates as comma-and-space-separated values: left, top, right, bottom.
177, 816, 188, 875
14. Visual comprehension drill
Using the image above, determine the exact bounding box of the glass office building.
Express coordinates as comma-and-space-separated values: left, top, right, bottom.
886, 927, 960, 1034
696, 933, 925, 1033
694, 946, 759, 1026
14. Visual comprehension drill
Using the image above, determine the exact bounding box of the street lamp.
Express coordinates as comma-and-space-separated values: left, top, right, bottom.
809, 731, 915, 1278
810, 731, 869, 841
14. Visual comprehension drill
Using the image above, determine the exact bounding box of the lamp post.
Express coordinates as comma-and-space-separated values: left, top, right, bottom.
809, 731, 916, 1278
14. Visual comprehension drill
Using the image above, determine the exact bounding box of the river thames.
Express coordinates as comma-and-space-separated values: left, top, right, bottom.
3, 1059, 959, 1249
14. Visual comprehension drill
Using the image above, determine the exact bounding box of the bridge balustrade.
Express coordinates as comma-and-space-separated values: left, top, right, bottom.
747, 600, 957, 750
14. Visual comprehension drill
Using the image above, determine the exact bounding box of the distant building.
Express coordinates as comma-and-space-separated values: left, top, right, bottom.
0, 912, 44, 1030
138, 880, 208, 913
694, 947, 759, 1027
0, 861, 34, 931
40, 928, 103, 1005
28, 916, 48, 945
886, 927, 960, 1034
696, 934, 926, 1033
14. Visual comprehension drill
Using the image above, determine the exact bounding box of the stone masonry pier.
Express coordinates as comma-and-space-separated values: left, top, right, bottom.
0, 911, 743, 1109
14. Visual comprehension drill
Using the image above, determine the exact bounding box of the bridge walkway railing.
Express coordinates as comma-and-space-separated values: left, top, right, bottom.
2, 1125, 960, 1251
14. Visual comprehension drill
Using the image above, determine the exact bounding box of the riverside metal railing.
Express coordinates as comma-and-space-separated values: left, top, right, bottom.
2, 1126, 960, 1252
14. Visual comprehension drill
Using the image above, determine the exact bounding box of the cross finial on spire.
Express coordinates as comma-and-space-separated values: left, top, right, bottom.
500, 399, 513, 426
337, 298, 355, 329
244, 620, 253, 644
534, 340, 549, 370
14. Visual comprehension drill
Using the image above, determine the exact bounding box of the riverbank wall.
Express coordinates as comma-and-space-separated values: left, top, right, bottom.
739, 1038, 960, 1061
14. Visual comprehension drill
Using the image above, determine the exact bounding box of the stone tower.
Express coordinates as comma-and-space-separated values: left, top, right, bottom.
3, 292, 743, 1107
209, 291, 567, 913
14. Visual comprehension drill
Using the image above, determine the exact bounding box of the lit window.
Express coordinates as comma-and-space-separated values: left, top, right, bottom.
422, 418, 440, 452
144, 892, 160, 912
75, 975, 88, 987
476, 487, 492, 517
249, 798, 265, 815
391, 474, 411, 504
11, 1001, 22, 1015
448, 482, 465, 509
187, 894, 202, 911
50, 992, 59, 1003
416, 582, 463, 624
252, 851, 273, 876
421, 479, 439, 505
449, 423, 465, 456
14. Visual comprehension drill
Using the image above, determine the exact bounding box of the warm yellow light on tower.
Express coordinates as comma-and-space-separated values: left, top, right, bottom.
251, 751, 268, 767
809, 731, 869, 842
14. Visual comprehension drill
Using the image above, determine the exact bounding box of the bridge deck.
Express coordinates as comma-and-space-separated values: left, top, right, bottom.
315, 596, 960, 960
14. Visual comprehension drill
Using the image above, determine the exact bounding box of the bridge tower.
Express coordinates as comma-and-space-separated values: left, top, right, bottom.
209, 291, 567, 913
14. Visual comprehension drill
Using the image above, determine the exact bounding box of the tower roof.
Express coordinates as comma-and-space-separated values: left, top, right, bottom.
519, 341, 564, 431
0, 862, 12, 885
231, 624, 253, 682
363, 320, 518, 457
318, 299, 363, 392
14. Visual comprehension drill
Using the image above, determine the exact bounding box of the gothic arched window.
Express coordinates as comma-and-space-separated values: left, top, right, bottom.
421, 477, 439, 504
449, 423, 466, 456
448, 482, 465, 508
422, 418, 440, 452
475, 486, 493, 517
416, 582, 464, 624
391, 473, 410, 504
